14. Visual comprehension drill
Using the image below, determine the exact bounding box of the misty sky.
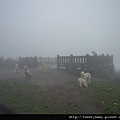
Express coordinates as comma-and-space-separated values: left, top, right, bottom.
0, 0, 120, 70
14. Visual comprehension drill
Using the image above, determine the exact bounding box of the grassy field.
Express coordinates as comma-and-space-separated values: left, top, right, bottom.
0, 77, 120, 114
83, 79, 120, 114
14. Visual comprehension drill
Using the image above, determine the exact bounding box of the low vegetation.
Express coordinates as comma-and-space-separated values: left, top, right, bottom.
0, 57, 17, 68
0, 75, 120, 114
84, 79, 120, 114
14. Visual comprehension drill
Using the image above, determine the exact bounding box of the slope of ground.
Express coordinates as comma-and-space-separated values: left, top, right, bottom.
0, 67, 119, 114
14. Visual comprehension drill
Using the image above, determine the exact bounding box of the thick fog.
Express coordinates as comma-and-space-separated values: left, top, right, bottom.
0, 0, 120, 70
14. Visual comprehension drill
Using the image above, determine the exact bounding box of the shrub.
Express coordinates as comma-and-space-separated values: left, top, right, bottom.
0, 57, 17, 68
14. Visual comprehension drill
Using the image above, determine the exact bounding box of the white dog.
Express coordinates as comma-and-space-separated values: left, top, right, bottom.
80, 71, 85, 77
77, 78, 88, 88
24, 66, 32, 78
80, 71, 91, 84
14, 64, 19, 74
42, 63, 51, 72
42, 63, 45, 70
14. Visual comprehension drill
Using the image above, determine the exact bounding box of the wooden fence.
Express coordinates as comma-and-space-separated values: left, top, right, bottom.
57, 54, 114, 77
37, 57, 57, 65
19, 56, 57, 68
19, 56, 38, 68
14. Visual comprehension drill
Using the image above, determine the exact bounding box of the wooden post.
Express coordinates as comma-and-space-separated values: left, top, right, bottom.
19, 57, 21, 68
26, 56, 29, 67
101, 54, 104, 66
57, 55, 60, 69
86, 54, 89, 70
111, 54, 113, 65
29, 57, 31, 67
35, 56, 37, 67
107, 54, 109, 65
39, 56, 41, 63
95, 54, 98, 67
70, 54, 73, 69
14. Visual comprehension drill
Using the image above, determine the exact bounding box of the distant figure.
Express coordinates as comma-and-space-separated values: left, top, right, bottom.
24, 66, 32, 78
17, 60, 20, 65
92, 51, 97, 56
42, 63, 51, 72
42, 63, 45, 70
14, 64, 19, 74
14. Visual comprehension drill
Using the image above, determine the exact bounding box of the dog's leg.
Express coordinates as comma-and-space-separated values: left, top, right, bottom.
83, 81, 88, 88
25, 72, 28, 79
80, 82, 82, 88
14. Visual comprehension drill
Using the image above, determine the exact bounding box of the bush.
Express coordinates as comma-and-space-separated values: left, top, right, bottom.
114, 70, 120, 80
92, 66, 114, 80
0, 57, 17, 68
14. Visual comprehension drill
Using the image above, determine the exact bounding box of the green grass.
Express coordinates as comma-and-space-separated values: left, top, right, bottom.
82, 80, 120, 114
0, 79, 120, 114
0, 80, 48, 114
0, 80, 73, 114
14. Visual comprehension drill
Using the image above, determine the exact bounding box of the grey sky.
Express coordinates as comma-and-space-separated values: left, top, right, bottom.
0, 0, 120, 70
